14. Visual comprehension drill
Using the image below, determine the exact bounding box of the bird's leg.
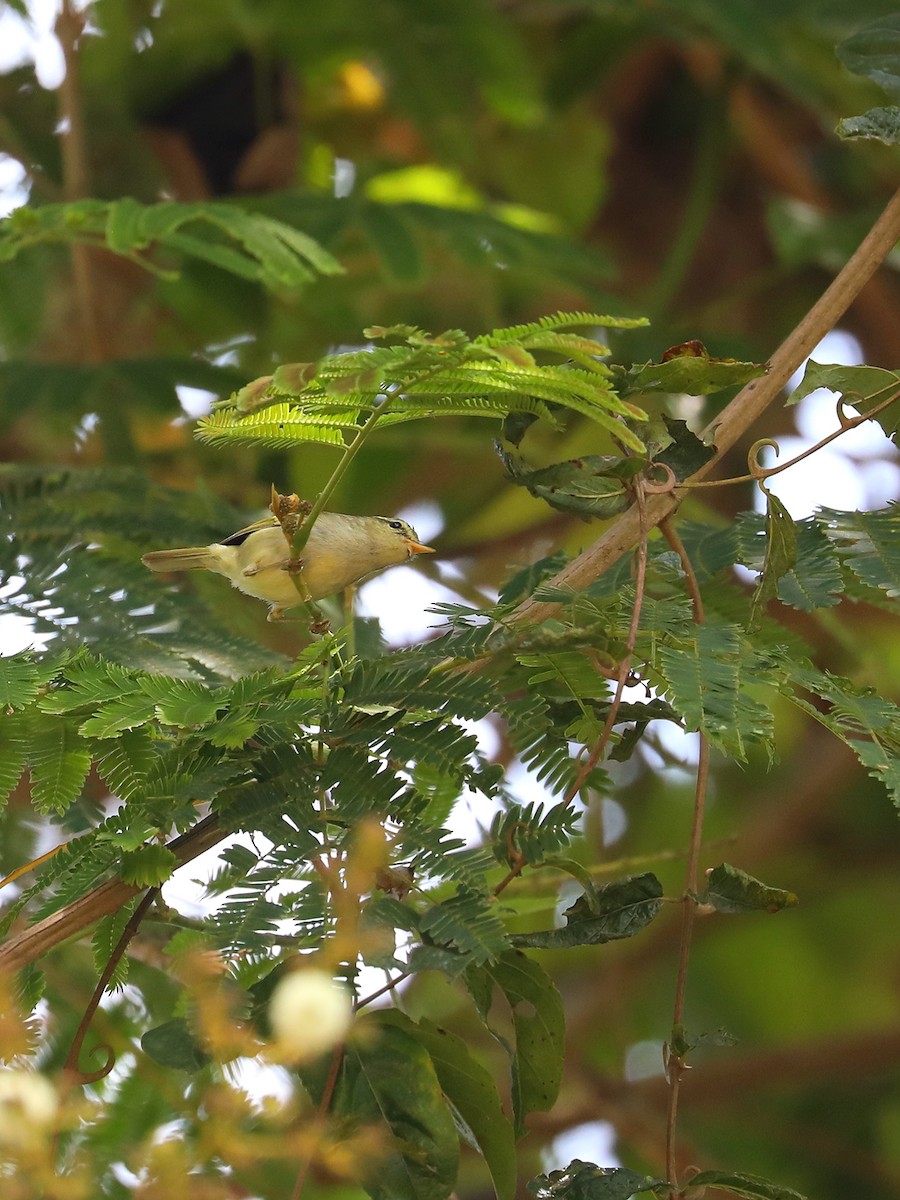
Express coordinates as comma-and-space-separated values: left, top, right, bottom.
282, 557, 305, 574
266, 605, 304, 623
242, 564, 263, 577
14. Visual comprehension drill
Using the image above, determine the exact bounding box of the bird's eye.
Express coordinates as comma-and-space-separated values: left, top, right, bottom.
388, 520, 404, 531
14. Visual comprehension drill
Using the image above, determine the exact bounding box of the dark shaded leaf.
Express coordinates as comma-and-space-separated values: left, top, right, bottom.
381, 1012, 516, 1200
701, 863, 798, 915
496, 443, 639, 519
141, 1018, 209, 1071
511, 872, 663, 948
341, 1016, 460, 1200
836, 15, 900, 96
652, 415, 717, 480
837, 106, 900, 144
468, 951, 565, 1137
528, 1160, 668, 1200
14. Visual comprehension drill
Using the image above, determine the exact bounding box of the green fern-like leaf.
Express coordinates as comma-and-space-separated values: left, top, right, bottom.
0, 710, 31, 805
91, 906, 137, 991
657, 625, 775, 761
200, 316, 651, 454
776, 518, 844, 611
786, 659, 900, 806
818, 504, 900, 598
420, 885, 511, 965
28, 719, 92, 815
475, 311, 649, 344
95, 730, 156, 801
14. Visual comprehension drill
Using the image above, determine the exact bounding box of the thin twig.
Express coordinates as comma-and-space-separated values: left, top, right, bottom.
289, 1037, 346, 1200
658, 517, 710, 1191
564, 478, 651, 804
63, 887, 159, 1085
0, 815, 224, 972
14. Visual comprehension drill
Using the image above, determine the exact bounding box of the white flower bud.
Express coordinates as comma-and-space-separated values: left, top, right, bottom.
268, 969, 353, 1063
0, 1070, 58, 1147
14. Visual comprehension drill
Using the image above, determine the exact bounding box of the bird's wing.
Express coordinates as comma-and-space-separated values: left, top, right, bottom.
220, 515, 281, 547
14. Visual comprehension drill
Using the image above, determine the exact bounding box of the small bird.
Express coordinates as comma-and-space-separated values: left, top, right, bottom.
142, 512, 434, 620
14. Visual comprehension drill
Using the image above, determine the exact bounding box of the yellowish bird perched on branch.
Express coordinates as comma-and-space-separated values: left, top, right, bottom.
142, 512, 434, 620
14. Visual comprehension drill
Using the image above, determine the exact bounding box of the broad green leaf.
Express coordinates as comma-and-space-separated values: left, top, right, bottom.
381, 1012, 517, 1200
28, 720, 91, 814
687, 1168, 806, 1200
651, 415, 716, 481
527, 1160, 668, 1199
355, 202, 424, 283
749, 492, 797, 628
511, 873, 663, 948
478, 951, 565, 1136
141, 1017, 210, 1072
701, 864, 798, 915
498, 551, 570, 605
615, 351, 764, 397
669, 1025, 737, 1056
788, 360, 900, 440
341, 1016, 460, 1200
105, 196, 146, 254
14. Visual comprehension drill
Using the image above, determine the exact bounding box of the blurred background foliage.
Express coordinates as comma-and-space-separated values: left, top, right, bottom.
1, 1, 899, 1197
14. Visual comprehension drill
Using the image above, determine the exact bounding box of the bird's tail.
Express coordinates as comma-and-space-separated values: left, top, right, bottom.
142, 548, 213, 573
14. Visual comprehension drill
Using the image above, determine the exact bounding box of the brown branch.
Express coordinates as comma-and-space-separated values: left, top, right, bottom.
0, 815, 225, 973
512, 183, 900, 627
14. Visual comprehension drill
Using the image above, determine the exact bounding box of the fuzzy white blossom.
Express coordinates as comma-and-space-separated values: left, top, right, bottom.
0, 1070, 58, 1147
268, 969, 354, 1063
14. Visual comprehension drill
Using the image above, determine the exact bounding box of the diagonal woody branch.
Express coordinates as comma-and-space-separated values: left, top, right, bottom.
0, 816, 224, 973
513, 183, 900, 627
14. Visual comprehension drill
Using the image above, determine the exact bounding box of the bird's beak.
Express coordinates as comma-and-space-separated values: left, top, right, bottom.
404, 539, 436, 556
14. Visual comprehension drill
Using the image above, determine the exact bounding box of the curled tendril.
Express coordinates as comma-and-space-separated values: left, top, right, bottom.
747, 438, 779, 477
642, 462, 678, 494
747, 438, 780, 498
836, 397, 859, 429
66, 1041, 116, 1086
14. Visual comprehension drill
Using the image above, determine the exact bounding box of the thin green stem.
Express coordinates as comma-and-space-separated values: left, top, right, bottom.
563, 478, 650, 805
684, 390, 900, 492
659, 517, 709, 1193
